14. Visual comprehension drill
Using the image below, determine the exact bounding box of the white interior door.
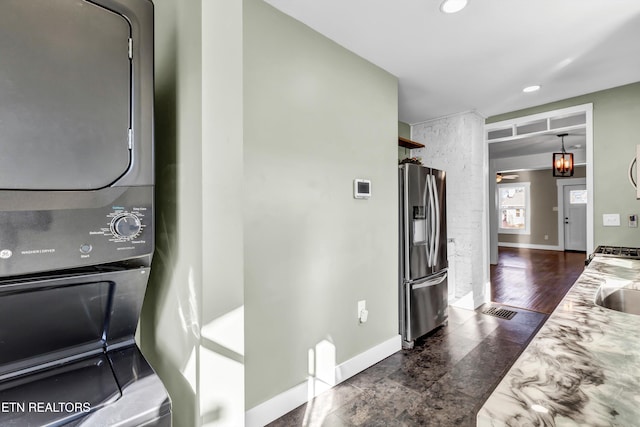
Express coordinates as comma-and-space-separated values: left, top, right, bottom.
563, 184, 587, 251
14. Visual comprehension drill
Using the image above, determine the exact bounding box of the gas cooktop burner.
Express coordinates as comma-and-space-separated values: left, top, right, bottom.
592, 246, 640, 258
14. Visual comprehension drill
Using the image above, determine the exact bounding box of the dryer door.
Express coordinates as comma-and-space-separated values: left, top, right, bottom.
0, 0, 131, 190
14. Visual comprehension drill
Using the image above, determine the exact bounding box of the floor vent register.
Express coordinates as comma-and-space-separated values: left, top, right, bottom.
482, 306, 517, 320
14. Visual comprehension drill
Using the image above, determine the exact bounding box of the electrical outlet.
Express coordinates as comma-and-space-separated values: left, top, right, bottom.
629, 214, 638, 228
357, 300, 368, 323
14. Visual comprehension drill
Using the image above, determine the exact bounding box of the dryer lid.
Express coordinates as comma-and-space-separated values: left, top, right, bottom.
0, 0, 131, 190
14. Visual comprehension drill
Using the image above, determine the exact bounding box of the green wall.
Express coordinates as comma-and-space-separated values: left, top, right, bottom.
398, 121, 411, 161
141, 1, 246, 426
140, 0, 202, 425
244, 0, 398, 410
398, 121, 411, 139
498, 166, 586, 246
488, 82, 640, 247
141, 0, 399, 422
200, 0, 246, 425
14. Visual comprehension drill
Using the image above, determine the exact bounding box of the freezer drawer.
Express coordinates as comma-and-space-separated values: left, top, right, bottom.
402, 271, 448, 344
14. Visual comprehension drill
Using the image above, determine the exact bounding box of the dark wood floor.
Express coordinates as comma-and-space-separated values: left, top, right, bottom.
268, 305, 547, 426
268, 248, 579, 425
490, 247, 587, 314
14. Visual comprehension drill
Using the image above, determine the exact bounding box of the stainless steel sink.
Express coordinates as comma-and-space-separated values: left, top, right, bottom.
595, 287, 640, 315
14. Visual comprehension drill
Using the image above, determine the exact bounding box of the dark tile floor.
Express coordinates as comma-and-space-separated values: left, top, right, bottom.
267, 304, 547, 427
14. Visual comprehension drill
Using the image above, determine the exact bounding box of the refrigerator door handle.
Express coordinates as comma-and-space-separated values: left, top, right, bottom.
405, 279, 412, 340
428, 174, 436, 268
411, 271, 448, 291
422, 172, 431, 265
432, 174, 441, 268
403, 167, 411, 279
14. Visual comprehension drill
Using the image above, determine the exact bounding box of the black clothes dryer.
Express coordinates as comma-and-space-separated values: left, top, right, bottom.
0, 1, 171, 425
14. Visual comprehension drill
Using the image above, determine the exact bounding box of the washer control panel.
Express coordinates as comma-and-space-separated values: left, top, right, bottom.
111, 213, 142, 239
105, 208, 147, 242
0, 186, 154, 277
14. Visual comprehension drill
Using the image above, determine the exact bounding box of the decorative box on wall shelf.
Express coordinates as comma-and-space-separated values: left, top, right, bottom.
398, 137, 424, 149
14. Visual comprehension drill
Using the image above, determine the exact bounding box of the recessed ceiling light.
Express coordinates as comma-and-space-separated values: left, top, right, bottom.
440, 0, 468, 14
523, 85, 541, 93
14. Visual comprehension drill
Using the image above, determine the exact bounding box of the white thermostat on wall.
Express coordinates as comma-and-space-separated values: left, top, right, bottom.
354, 179, 371, 199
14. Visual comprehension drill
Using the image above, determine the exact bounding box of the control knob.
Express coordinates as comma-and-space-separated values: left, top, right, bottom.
110, 214, 142, 239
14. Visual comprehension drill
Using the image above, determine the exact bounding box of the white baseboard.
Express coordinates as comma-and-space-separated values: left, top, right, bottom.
498, 242, 562, 251
334, 334, 401, 384
244, 335, 401, 427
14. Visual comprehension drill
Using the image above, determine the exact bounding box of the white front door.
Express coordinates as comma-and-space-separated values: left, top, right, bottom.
563, 184, 587, 251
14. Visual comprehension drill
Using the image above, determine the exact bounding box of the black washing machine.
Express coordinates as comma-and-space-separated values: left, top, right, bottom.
0, 0, 170, 425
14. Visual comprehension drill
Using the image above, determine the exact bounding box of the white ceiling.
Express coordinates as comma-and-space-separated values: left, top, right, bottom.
264, 0, 640, 125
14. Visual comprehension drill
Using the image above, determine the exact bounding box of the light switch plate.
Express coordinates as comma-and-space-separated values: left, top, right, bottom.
603, 213, 621, 227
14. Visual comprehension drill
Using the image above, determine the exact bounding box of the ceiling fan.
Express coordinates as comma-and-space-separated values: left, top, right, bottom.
496, 173, 519, 183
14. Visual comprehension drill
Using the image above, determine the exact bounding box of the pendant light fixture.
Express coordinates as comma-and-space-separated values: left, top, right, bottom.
553, 133, 574, 177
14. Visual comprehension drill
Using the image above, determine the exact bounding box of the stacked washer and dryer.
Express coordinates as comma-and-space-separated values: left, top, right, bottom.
0, 0, 171, 425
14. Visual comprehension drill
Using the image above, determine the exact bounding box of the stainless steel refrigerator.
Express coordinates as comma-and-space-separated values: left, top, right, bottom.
399, 163, 448, 349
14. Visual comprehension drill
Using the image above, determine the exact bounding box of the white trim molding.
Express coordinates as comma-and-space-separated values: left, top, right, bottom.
244, 335, 401, 427
486, 103, 594, 266
498, 242, 562, 251
497, 182, 531, 235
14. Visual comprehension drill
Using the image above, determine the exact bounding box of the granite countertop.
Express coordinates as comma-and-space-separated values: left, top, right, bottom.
477, 256, 640, 427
